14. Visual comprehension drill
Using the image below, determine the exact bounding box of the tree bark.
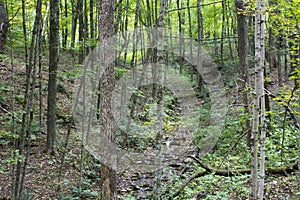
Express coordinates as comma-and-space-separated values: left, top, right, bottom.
98, 0, 116, 199
257, 0, 266, 197
71, 0, 77, 50
77, 0, 84, 63
90, 0, 94, 39
62, 0, 68, 48
235, 0, 251, 147
251, 0, 266, 198
47, 0, 60, 155
12, 0, 29, 198
0, 1, 8, 53
197, 0, 204, 96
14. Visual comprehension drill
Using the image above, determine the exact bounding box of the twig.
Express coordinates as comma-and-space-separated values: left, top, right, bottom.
265, 89, 300, 129
215, 131, 248, 172
165, 1, 223, 14
172, 160, 297, 198
188, 155, 211, 173
56, 125, 72, 198
172, 169, 209, 197
0, 104, 22, 122
9, 7, 21, 22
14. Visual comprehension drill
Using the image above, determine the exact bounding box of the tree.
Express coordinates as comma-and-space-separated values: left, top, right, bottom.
251, 0, 266, 198
197, 0, 204, 96
152, 1, 165, 199
12, 0, 42, 198
12, 0, 30, 198
47, 0, 59, 155
77, 0, 84, 63
0, 1, 9, 52
98, 0, 116, 199
256, 0, 266, 197
235, 0, 251, 146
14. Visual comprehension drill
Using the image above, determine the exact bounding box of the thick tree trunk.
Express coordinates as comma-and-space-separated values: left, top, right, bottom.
47, 0, 59, 155
0, 1, 9, 53
251, 0, 266, 198
235, 0, 251, 147
98, 0, 116, 199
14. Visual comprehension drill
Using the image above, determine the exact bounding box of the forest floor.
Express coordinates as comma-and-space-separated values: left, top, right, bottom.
0, 53, 299, 199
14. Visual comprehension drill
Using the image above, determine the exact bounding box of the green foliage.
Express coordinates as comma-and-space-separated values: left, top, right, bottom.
176, 174, 250, 199
6, 149, 26, 165
0, 53, 9, 61
22, 189, 31, 200
58, 67, 82, 82
60, 180, 99, 200
115, 66, 129, 79
15, 94, 25, 105
0, 129, 18, 140
122, 196, 136, 200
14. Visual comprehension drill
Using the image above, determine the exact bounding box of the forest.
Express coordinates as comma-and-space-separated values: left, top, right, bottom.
0, 0, 299, 199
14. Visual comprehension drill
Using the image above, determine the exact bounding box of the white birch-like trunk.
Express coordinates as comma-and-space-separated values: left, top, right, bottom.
257, 0, 266, 197
252, 0, 266, 199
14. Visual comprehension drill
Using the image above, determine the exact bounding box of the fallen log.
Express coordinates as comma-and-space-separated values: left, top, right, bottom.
173, 156, 297, 197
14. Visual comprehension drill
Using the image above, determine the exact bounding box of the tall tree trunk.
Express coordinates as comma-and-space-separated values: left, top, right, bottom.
220, 0, 226, 66
12, 0, 42, 198
187, 0, 194, 81
20, 0, 42, 195
63, 0, 68, 48
84, 0, 88, 54
226, 0, 235, 63
235, 0, 251, 147
12, 0, 29, 198
257, 0, 266, 196
98, 0, 116, 199
47, 0, 60, 155
71, 0, 77, 50
177, 0, 183, 74
0, 1, 8, 53
90, 0, 94, 39
197, 0, 204, 97
153, 1, 165, 199
39, 2, 49, 126
130, 0, 140, 68
77, 0, 84, 63
251, 0, 266, 198
122, 0, 130, 67
145, 0, 153, 27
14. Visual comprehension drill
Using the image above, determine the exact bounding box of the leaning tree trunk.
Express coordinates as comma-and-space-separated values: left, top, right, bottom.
98, 0, 116, 199
0, 1, 9, 53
